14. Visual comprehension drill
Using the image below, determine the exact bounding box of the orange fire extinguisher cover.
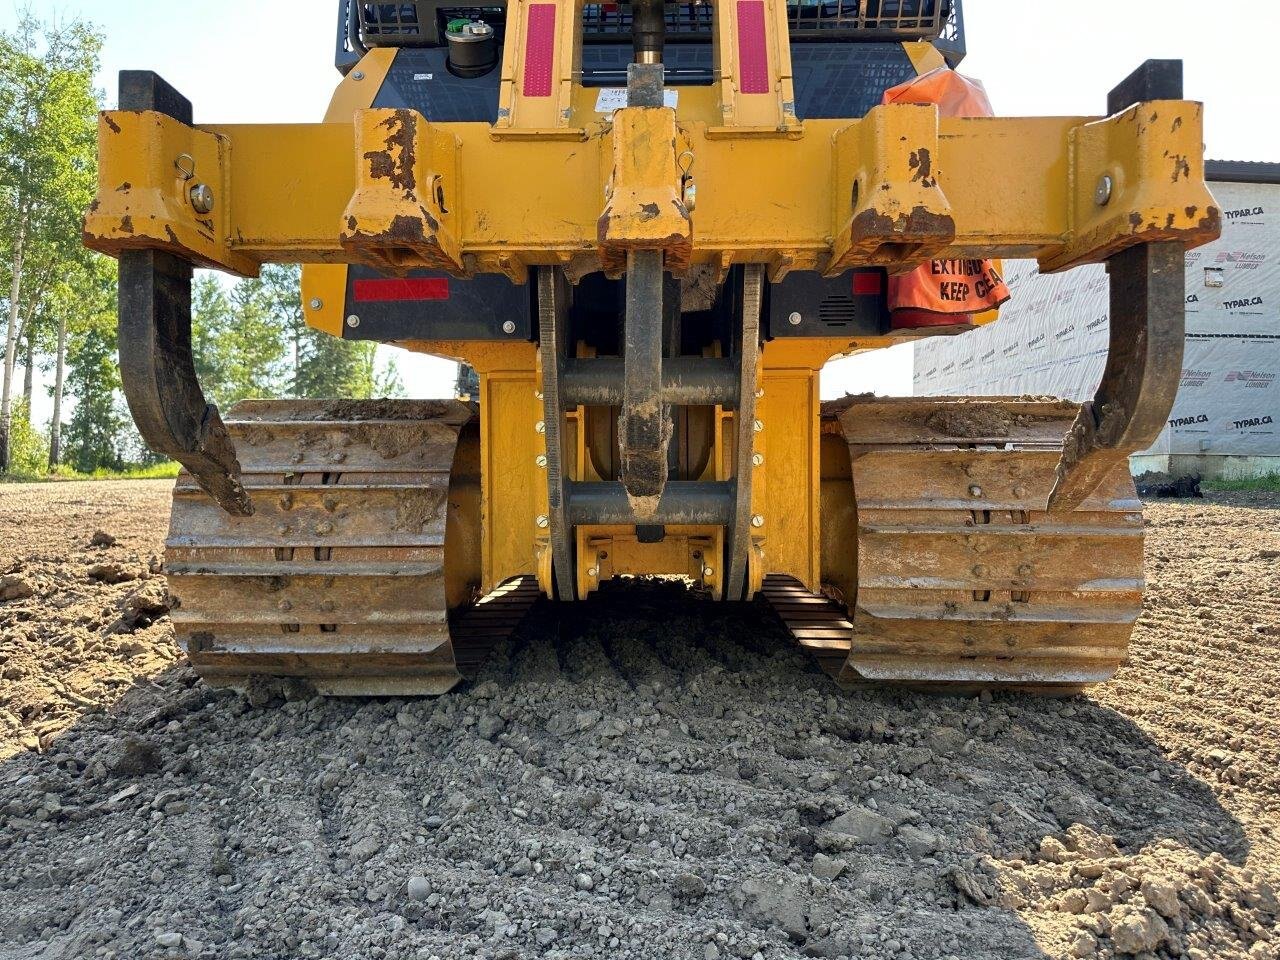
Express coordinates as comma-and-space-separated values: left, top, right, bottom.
883, 69, 1011, 328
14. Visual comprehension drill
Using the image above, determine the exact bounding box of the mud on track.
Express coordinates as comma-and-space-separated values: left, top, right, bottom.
0, 480, 1277, 960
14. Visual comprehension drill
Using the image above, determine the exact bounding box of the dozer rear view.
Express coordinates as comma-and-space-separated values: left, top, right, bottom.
84, 1, 1220, 695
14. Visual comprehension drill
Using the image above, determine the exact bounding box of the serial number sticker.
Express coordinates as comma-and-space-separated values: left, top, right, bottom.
594, 88, 678, 112
414, 73, 434, 81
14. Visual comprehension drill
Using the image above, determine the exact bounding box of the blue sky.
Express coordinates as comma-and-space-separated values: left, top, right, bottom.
8, 0, 1280, 415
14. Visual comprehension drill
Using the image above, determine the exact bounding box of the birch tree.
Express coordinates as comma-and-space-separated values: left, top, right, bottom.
0, 13, 101, 470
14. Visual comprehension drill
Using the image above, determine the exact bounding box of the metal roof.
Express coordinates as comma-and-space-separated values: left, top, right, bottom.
1206, 160, 1280, 185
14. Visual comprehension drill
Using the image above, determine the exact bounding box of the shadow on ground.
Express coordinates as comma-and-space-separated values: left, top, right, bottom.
1, 582, 1266, 960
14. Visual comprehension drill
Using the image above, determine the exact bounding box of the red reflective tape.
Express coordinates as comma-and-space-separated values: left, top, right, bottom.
353, 278, 450, 302
523, 4, 556, 98
852, 271, 884, 296
736, 0, 769, 95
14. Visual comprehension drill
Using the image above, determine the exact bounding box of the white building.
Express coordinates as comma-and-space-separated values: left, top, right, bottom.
914, 161, 1280, 480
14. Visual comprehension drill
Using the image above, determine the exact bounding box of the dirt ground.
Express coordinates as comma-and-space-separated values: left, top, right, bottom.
0, 479, 1277, 960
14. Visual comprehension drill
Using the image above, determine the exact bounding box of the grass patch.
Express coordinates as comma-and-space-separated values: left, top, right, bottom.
1, 462, 181, 483
1202, 473, 1280, 493
87, 463, 181, 480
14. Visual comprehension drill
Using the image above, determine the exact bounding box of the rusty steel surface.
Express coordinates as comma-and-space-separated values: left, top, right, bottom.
1049, 243, 1186, 512
166, 400, 537, 695
84, 83, 1220, 284
767, 398, 1145, 692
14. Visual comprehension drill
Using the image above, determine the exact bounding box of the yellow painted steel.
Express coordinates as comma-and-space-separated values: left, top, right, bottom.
85, 110, 257, 276
575, 526, 724, 599
598, 106, 693, 273
326, 48, 397, 121
1039, 101, 1220, 272
342, 109, 464, 274
710, 0, 800, 135
755, 340, 830, 592
829, 102, 954, 270
404, 342, 544, 593
300, 264, 348, 337
480, 370, 545, 591
901, 41, 946, 76
87, 108, 1220, 281
494, 0, 587, 138
301, 49, 396, 335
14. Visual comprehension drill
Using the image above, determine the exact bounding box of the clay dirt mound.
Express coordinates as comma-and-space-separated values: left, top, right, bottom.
0, 480, 1277, 960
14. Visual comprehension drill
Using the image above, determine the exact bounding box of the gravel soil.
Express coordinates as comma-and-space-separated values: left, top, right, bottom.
0, 480, 1277, 960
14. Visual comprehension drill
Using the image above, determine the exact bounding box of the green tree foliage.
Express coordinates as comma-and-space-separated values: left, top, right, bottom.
193, 264, 405, 405
191, 274, 290, 410
0, 11, 102, 470
0, 14, 409, 480
62, 309, 128, 473
6, 398, 48, 477
43, 252, 117, 467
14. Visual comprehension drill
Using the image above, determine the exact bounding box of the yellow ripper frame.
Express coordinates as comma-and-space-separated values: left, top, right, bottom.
84, 1, 1218, 283
84, 101, 1219, 283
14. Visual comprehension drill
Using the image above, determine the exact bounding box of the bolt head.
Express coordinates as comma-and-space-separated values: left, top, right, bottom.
1095, 174, 1114, 206
535, 454, 548, 468
1017, 564, 1033, 577
751, 453, 764, 467
1013, 485, 1028, 498
536, 515, 549, 528
309, 298, 323, 311
750, 515, 764, 528
787, 311, 803, 326
587, 566, 599, 578
278, 600, 293, 612
702, 566, 714, 578
968, 485, 983, 497
535, 420, 546, 434
972, 564, 988, 577
753, 419, 763, 433
346, 315, 361, 328
502, 320, 517, 335
189, 183, 214, 214
352, 70, 366, 81
315, 521, 334, 536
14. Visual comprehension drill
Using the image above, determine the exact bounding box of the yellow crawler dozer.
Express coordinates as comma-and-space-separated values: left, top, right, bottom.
84, 1, 1219, 694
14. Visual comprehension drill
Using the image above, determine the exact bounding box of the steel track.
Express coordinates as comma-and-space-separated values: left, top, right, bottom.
766, 397, 1145, 693
166, 399, 537, 695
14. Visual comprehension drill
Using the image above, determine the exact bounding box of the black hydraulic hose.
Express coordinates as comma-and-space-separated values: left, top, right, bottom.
347, 0, 369, 57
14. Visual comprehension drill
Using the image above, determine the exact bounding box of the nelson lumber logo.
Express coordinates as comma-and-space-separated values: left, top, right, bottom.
1225, 370, 1276, 388
1216, 251, 1266, 270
